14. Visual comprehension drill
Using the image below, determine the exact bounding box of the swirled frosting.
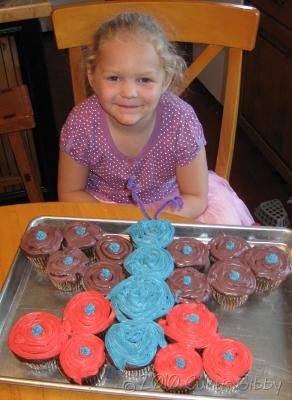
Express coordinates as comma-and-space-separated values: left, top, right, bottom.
95, 235, 133, 263
59, 333, 105, 384
105, 320, 166, 369
240, 245, 291, 281
20, 226, 63, 256
209, 233, 250, 261
127, 219, 175, 248
82, 261, 125, 295
158, 303, 218, 349
167, 237, 209, 268
46, 248, 89, 284
63, 221, 104, 249
207, 259, 256, 296
203, 337, 253, 385
63, 291, 115, 335
167, 267, 211, 303
107, 275, 174, 321
124, 245, 174, 279
154, 343, 203, 388
8, 311, 68, 360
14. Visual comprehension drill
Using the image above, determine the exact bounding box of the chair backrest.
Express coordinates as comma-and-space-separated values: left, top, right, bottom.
52, 0, 259, 180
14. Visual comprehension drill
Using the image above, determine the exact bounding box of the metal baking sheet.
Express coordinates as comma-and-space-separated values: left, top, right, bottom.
0, 216, 292, 400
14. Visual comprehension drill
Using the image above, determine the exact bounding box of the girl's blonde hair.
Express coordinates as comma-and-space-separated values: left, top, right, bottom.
86, 11, 187, 93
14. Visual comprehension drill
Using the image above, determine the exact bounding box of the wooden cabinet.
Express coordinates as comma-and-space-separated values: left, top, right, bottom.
240, 0, 292, 186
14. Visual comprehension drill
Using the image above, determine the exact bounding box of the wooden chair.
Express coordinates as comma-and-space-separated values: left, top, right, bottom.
0, 85, 43, 202
52, 0, 260, 180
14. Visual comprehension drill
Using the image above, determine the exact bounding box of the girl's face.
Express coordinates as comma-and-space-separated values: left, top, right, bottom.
88, 33, 170, 130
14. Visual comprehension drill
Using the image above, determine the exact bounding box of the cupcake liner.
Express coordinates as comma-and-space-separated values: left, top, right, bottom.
122, 365, 152, 379
82, 247, 97, 263
255, 277, 282, 294
212, 289, 248, 310
81, 364, 106, 386
154, 370, 199, 394
24, 357, 58, 372
204, 371, 243, 393
26, 255, 49, 272
49, 278, 83, 292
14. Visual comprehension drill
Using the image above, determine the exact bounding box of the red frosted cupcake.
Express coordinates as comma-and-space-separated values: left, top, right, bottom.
63, 221, 104, 262
159, 303, 218, 350
63, 291, 115, 336
154, 343, 203, 393
203, 337, 253, 392
95, 234, 133, 264
59, 333, 105, 385
167, 237, 209, 271
208, 233, 250, 262
8, 311, 68, 371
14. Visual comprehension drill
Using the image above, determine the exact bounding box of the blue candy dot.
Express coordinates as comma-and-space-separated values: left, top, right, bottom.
80, 346, 91, 356
176, 358, 186, 368
63, 256, 73, 265
109, 242, 121, 254
183, 275, 192, 285
226, 240, 235, 250
223, 352, 235, 361
182, 245, 193, 255
230, 270, 240, 281
35, 230, 47, 241
265, 253, 279, 264
84, 303, 96, 315
32, 324, 43, 336
187, 313, 200, 323
100, 268, 112, 279
75, 226, 86, 236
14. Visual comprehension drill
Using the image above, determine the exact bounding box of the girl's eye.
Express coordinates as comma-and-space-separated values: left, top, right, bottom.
107, 76, 119, 81
139, 78, 153, 84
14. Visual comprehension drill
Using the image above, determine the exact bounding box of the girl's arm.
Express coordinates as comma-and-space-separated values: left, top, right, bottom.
168, 147, 208, 219
57, 150, 98, 202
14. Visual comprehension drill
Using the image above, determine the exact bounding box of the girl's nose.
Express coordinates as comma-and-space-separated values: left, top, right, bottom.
120, 80, 138, 98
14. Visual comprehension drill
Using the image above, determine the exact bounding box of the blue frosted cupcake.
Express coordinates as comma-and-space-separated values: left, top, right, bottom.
123, 245, 174, 279
105, 320, 166, 377
107, 275, 174, 321
127, 219, 175, 248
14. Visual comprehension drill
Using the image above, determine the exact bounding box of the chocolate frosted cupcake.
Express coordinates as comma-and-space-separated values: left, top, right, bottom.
59, 333, 105, 385
167, 267, 211, 304
127, 219, 175, 248
63, 291, 115, 336
8, 311, 68, 371
167, 237, 209, 271
124, 245, 174, 279
20, 225, 63, 271
95, 234, 133, 264
105, 320, 166, 377
46, 248, 89, 292
154, 343, 203, 393
208, 233, 250, 262
207, 259, 256, 310
63, 221, 104, 261
82, 260, 125, 296
240, 245, 291, 293
159, 303, 218, 350
107, 275, 174, 322
203, 337, 253, 392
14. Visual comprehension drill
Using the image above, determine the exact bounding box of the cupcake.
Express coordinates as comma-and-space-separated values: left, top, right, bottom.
8, 311, 68, 371
154, 343, 203, 393
203, 337, 253, 392
59, 333, 105, 385
167, 237, 209, 271
167, 267, 211, 304
63, 221, 104, 261
95, 234, 133, 264
123, 245, 174, 279
46, 248, 89, 292
107, 275, 174, 322
20, 225, 63, 271
63, 291, 115, 336
105, 320, 166, 377
82, 260, 125, 296
208, 233, 250, 262
127, 219, 175, 248
158, 303, 218, 350
207, 259, 256, 310
240, 245, 292, 293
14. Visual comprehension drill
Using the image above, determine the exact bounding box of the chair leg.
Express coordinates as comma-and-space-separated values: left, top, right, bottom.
8, 130, 44, 202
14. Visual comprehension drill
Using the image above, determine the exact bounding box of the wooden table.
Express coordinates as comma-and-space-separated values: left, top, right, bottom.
0, 201, 194, 400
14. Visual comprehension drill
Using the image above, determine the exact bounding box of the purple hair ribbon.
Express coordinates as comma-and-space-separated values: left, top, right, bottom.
153, 196, 184, 220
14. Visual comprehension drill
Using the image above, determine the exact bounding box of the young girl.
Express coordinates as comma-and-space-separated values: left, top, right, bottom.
58, 11, 254, 225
